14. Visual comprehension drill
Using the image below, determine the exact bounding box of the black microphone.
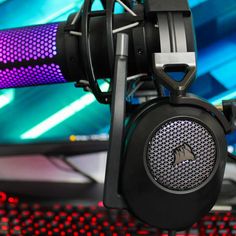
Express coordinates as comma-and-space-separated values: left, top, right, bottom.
0, 1, 194, 103
0, 6, 151, 87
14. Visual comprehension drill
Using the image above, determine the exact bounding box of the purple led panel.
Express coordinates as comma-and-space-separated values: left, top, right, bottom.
0, 23, 67, 88
0, 64, 66, 89
0, 23, 58, 63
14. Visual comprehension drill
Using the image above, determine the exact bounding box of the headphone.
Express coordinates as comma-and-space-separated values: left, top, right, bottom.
102, 0, 234, 232
121, 97, 229, 230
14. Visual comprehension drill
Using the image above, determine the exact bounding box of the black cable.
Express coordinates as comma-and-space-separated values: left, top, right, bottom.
46, 156, 98, 184
127, 81, 144, 98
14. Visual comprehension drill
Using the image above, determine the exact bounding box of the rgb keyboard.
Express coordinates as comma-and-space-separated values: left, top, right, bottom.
0, 192, 235, 235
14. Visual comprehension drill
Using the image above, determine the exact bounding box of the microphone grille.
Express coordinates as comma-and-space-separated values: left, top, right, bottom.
146, 119, 216, 191
0, 23, 66, 88
0, 23, 58, 64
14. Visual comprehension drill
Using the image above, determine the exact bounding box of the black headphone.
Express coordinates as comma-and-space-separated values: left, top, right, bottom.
102, 0, 235, 232
121, 97, 229, 230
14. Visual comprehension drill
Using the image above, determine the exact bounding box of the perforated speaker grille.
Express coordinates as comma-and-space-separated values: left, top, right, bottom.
0, 23, 67, 88
0, 23, 58, 64
146, 119, 216, 191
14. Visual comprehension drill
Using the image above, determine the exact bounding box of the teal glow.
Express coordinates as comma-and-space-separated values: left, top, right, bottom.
197, 37, 236, 77
36, 3, 77, 24
115, 2, 125, 14
210, 58, 236, 89
0, 89, 14, 109
91, 0, 124, 13
210, 90, 236, 105
92, 0, 103, 11
20, 83, 109, 140
189, 0, 208, 8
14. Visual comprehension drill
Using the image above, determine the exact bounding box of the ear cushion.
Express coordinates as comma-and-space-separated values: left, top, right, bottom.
121, 100, 227, 230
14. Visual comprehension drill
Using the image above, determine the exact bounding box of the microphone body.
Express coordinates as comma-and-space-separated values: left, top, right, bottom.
0, 8, 160, 89
0, 23, 67, 88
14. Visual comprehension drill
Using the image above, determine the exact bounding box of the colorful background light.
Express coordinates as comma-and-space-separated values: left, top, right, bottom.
0, 23, 66, 88
0, 0, 234, 154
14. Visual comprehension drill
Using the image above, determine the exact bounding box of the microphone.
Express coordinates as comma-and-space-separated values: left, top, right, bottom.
0, 1, 194, 103
0, 21, 83, 89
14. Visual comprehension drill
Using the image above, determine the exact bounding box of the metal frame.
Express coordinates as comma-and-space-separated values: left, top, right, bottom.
70, 0, 140, 104
153, 10, 197, 97
104, 33, 129, 208
81, 0, 110, 104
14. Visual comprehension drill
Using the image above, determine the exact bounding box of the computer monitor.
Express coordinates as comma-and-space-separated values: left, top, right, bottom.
0, 0, 111, 156
0, 0, 234, 156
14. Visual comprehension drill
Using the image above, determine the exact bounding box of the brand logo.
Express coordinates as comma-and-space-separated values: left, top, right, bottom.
173, 143, 195, 165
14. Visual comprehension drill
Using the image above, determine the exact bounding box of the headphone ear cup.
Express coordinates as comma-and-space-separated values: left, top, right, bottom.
121, 101, 227, 230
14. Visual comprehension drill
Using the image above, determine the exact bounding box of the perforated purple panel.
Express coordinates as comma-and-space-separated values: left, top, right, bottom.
0, 64, 66, 88
0, 23, 67, 88
0, 23, 58, 63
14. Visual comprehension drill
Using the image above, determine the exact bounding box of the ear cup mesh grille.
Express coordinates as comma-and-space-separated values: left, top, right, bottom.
146, 119, 216, 191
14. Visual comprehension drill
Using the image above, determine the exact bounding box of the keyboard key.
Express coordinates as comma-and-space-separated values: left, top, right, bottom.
0, 192, 235, 235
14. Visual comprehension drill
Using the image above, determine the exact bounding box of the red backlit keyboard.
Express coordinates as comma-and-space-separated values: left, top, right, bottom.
0, 192, 235, 235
